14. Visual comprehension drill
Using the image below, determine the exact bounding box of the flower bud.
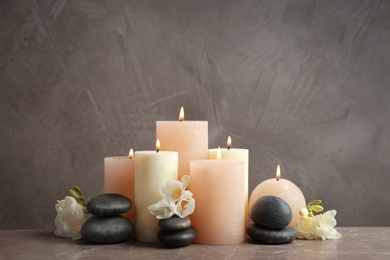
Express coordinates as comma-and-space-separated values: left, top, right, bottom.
299, 208, 309, 217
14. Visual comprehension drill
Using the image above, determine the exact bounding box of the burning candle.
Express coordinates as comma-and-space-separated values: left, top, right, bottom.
190, 147, 246, 244
249, 164, 306, 228
104, 148, 135, 223
208, 136, 249, 226
134, 140, 178, 242
156, 106, 208, 180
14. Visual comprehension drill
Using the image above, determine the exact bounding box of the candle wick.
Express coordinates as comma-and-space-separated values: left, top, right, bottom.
227, 147, 230, 150
156, 149, 159, 153
277, 178, 279, 181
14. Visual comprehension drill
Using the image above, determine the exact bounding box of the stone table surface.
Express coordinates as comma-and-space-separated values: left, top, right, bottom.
0, 228, 389, 259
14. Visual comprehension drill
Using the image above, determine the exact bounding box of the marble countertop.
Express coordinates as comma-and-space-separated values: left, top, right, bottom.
0, 228, 388, 259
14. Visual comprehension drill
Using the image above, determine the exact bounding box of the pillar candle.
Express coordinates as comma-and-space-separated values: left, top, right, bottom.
190, 156, 245, 244
156, 107, 208, 180
208, 136, 249, 227
134, 148, 178, 242
249, 165, 306, 228
104, 149, 135, 223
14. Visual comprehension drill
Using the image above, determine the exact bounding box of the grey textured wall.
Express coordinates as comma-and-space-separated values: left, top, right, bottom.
1, 0, 389, 229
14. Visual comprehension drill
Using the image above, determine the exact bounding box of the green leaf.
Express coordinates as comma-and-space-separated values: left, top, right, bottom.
310, 200, 322, 205
310, 205, 324, 213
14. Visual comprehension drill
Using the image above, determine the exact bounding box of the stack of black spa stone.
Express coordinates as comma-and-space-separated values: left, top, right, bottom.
157, 216, 197, 247
81, 194, 133, 244
246, 195, 297, 244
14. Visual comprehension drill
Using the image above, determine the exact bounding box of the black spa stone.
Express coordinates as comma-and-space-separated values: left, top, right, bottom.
87, 193, 131, 217
81, 215, 133, 244
246, 224, 297, 244
159, 216, 191, 231
250, 196, 292, 229
157, 227, 197, 247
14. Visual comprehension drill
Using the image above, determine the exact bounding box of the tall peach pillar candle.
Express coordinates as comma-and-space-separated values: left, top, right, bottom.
190, 149, 245, 244
249, 164, 306, 228
156, 106, 208, 180
104, 149, 135, 223
134, 141, 178, 242
208, 136, 249, 227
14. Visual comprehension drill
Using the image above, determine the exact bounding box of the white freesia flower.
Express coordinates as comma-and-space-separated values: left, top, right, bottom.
54, 196, 85, 239
296, 216, 318, 239
149, 175, 195, 219
175, 191, 195, 218
160, 180, 184, 203
296, 207, 342, 240
315, 210, 342, 240
148, 199, 175, 219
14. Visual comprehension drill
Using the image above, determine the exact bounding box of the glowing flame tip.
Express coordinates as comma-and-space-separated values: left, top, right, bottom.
179, 106, 184, 121
217, 146, 222, 160
276, 164, 281, 180
129, 148, 134, 159
227, 136, 232, 149
156, 139, 160, 152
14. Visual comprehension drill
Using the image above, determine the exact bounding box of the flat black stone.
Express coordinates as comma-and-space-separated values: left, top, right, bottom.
250, 196, 292, 229
159, 216, 191, 231
87, 193, 131, 217
81, 215, 133, 244
158, 227, 197, 247
246, 224, 297, 244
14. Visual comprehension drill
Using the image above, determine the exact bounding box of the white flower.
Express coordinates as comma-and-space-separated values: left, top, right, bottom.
148, 199, 175, 219
296, 209, 342, 240
296, 216, 318, 239
160, 180, 184, 203
54, 196, 85, 239
149, 175, 195, 219
314, 210, 342, 240
175, 191, 195, 218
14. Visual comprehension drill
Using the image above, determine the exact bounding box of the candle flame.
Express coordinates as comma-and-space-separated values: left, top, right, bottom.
276, 164, 281, 180
217, 146, 222, 160
156, 139, 160, 152
179, 106, 184, 122
129, 148, 134, 159
227, 136, 232, 150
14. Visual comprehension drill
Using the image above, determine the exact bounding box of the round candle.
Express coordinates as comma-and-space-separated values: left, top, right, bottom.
190, 157, 245, 245
249, 165, 306, 228
104, 149, 135, 223
156, 107, 208, 180
208, 136, 249, 227
134, 147, 178, 242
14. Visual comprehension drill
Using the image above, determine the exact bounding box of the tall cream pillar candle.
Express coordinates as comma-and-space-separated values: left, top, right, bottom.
190, 153, 245, 244
134, 145, 178, 242
249, 164, 306, 228
104, 149, 135, 223
156, 107, 208, 180
208, 136, 249, 227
